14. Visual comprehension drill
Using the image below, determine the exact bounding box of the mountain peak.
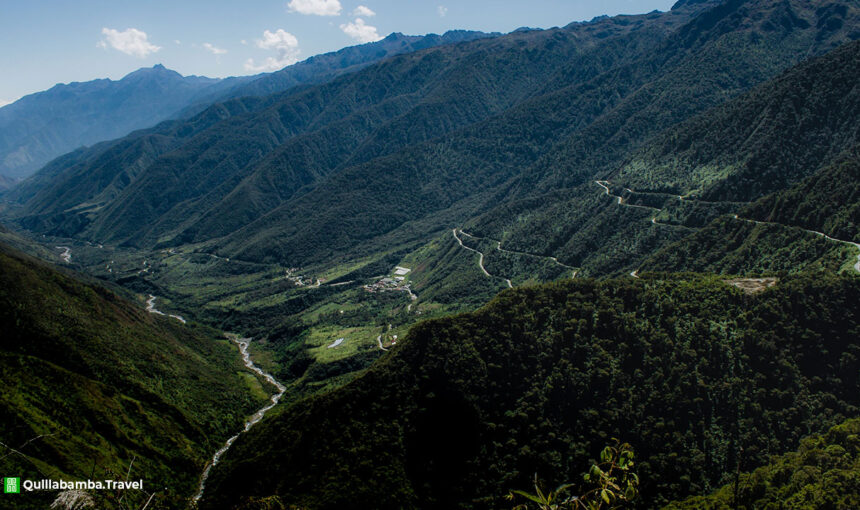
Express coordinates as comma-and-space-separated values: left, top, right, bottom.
121, 64, 184, 82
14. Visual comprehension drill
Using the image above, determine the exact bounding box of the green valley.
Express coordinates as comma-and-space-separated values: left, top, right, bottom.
0, 241, 270, 508
1, 0, 860, 508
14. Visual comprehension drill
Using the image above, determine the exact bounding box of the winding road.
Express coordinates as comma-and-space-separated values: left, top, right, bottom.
732, 215, 860, 274
595, 181, 661, 212
595, 180, 694, 229
453, 228, 492, 277
460, 230, 579, 272
376, 324, 392, 351
453, 229, 512, 288
56, 246, 71, 263
194, 335, 287, 503
595, 180, 860, 276
454, 228, 581, 288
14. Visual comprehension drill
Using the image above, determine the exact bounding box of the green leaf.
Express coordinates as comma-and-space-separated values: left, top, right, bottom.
601, 489, 611, 504
625, 485, 637, 501
510, 490, 545, 505
554, 483, 575, 495
601, 447, 613, 463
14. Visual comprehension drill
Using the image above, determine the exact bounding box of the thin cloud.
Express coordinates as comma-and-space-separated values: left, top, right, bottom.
287, 0, 342, 16
353, 5, 376, 17
340, 18, 382, 43
438, 5, 448, 17
203, 43, 227, 55
97, 28, 161, 58
245, 29, 301, 72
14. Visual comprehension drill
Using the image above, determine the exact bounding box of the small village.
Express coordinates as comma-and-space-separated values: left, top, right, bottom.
363, 266, 417, 301
285, 267, 323, 287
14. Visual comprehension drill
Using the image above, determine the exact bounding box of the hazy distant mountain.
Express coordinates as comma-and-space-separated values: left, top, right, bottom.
0, 65, 224, 180
0, 174, 16, 191
0, 31, 497, 184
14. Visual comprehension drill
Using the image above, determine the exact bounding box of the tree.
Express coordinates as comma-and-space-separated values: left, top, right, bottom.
508, 440, 639, 510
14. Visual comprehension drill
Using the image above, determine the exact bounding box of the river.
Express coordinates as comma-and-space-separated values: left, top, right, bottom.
192, 335, 287, 503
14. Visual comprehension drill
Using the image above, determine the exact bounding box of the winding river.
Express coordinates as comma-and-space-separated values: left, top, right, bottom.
145, 295, 186, 323
192, 335, 287, 503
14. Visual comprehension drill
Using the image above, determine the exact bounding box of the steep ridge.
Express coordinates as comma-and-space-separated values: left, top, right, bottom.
7, 2, 716, 253
8, 96, 265, 218
182, 30, 499, 113
0, 241, 266, 508
517, 0, 860, 193
615, 39, 860, 201
0, 33, 497, 184
201, 274, 860, 509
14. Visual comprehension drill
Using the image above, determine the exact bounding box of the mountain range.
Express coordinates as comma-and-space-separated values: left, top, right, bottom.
2, 0, 860, 508
5, 0, 857, 275
0, 30, 495, 182
0, 65, 222, 181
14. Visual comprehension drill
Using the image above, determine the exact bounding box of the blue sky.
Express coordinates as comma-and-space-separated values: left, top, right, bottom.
0, 0, 676, 105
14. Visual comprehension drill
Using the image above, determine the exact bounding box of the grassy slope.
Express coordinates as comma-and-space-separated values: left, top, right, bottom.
0, 242, 266, 509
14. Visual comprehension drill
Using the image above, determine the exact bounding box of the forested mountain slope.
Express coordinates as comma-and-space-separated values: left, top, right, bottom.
201, 274, 860, 509
10, 0, 858, 277
466, 34, 860, 279
615, 37, 860, 201
665, 418, 860, 509
181, 30, 498, 114
0, 32, 496, 185
0, 241, 266, 508
6, 4, 702, 252
0, 3, 715, 250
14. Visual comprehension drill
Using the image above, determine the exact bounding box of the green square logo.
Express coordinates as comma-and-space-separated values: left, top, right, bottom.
4, 477, 20, 494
